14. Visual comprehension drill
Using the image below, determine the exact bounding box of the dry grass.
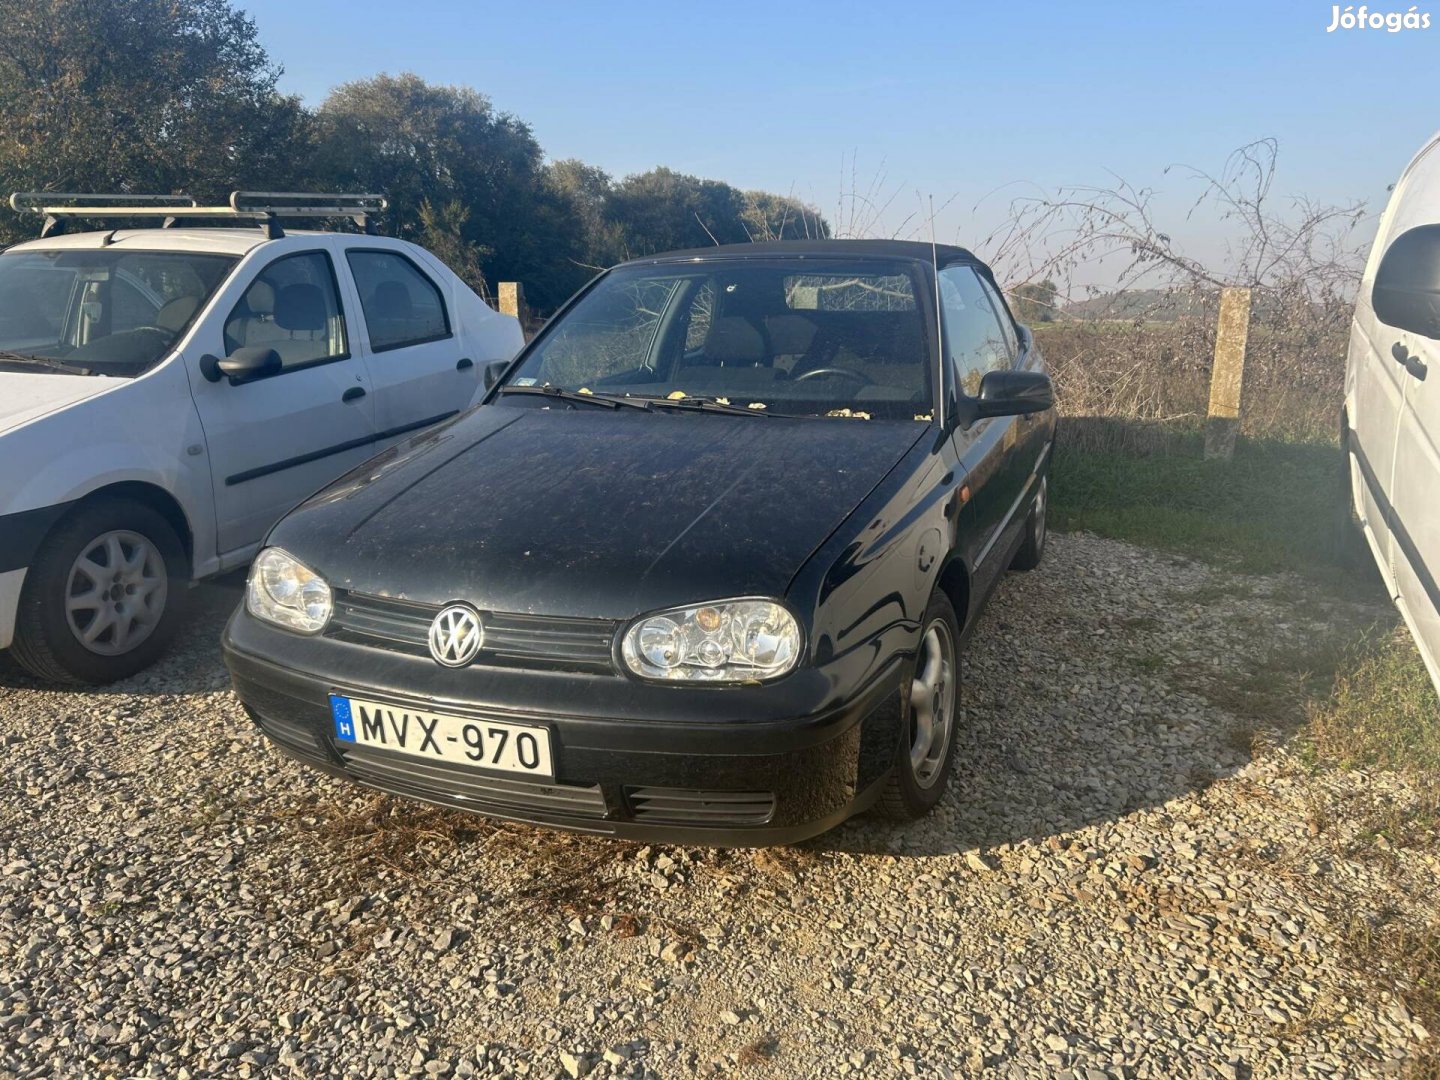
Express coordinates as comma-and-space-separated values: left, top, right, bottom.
1306, 627, 1440, 773
737, 1035, 781, 1068
1035, 316, 1346, 452
1341, 907, 1440, 1079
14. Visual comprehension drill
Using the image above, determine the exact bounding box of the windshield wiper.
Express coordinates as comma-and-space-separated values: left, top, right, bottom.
0, 350, 93, 376
498, 384, 651, 410
635, 394, 774, 417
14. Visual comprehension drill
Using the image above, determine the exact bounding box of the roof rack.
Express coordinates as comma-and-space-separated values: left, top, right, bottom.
9, 191, 388, 239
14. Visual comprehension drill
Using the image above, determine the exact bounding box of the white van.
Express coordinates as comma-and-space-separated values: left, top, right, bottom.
1343, 132, 1440, 696
0, 193, 523, 684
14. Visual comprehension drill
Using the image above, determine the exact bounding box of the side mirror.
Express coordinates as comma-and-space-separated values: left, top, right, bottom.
975, 369, 1054, 419
1373, 224, 1440, 340
482, 358, 509, 391
200, 347, 282, 385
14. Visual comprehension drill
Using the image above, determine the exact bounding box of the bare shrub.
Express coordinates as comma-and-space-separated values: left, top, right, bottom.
980, 140, 1367, 447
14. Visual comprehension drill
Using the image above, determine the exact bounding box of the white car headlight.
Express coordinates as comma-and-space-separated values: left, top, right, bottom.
621, 599, 802, 682
246, 547, 332, 634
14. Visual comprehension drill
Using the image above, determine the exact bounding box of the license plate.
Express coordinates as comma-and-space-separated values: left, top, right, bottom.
328, 694, 554, 779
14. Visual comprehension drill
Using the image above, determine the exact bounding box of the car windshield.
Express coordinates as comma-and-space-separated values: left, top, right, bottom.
505, 258, 934, 419
0, 248, 237, 376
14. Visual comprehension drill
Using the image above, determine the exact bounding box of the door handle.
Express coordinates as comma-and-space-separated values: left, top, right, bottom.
456, 358, 473, 371
342, 386, 367, 403
1392, 342, 1428, 381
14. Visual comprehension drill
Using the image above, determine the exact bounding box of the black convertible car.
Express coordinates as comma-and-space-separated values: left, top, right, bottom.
223, 239, 1055, 845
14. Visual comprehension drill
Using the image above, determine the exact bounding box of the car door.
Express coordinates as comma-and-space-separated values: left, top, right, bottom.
939, 264, 1026, 596
187, 245, 377, 558
1373, 146, 1440, 690
343, 245, 476, 443
1348, 137, 1440, 591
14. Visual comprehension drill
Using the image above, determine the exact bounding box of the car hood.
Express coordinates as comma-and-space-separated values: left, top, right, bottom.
0, 372, 117, 435
273, 406, 926, 619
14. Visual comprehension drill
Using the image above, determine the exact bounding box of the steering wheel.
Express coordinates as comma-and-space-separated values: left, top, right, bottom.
793, 366, 874, 386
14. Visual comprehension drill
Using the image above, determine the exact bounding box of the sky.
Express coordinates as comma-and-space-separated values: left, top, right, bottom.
238, 0, 1437, 290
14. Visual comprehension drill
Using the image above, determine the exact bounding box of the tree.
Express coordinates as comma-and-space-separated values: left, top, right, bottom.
316, 73, 588, 307
0, 0, 307, 243
1010, 279, 1059, 322
601, 168, 827, 259
740, 190, 830, 243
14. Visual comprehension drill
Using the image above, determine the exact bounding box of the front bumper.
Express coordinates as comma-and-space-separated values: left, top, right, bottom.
223, 609, 908, 846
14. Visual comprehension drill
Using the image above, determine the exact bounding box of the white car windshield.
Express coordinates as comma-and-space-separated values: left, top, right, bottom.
506, 259, 934, 419
0, 249, 237, 376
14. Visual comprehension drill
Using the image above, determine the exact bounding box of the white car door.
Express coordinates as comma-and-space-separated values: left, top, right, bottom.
187, 243, 378, 558
341, 245, 479, 441
1347, 136, 1440, 593
1373, 141, 1440, 691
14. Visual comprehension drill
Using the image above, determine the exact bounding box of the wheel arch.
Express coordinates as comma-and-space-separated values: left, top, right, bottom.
934, 553, 972, 636
63, 482, 195, 578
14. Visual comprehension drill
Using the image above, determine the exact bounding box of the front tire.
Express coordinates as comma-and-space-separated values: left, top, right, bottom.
10, 498, 187, 685
876, 590, 961, 821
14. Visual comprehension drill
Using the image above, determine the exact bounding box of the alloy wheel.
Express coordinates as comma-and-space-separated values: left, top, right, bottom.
908, 618, 956, 788
64, 530, 168, 656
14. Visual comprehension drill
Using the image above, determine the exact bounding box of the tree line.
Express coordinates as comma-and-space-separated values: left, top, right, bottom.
0, 0, 827, 309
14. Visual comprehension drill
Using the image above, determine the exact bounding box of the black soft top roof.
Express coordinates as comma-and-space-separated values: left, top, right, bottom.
615, 238, 987, 272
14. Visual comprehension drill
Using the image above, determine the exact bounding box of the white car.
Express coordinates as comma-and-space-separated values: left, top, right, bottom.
1344, 133, 1440, 696
0, 193, 523, 684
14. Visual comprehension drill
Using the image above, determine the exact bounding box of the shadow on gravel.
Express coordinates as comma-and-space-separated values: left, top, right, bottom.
810, 534, 1365, 859
0, 573, 243, 694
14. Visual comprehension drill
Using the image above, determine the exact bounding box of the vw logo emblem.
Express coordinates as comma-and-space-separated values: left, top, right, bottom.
428, 604, 484, 667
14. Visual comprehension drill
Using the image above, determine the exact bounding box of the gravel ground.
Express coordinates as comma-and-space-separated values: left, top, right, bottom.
1, 533, 1436, 1080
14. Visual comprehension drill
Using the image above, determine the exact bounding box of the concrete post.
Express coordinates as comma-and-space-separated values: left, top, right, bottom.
498, 282, 526, 322
1203, 286, 1252, 461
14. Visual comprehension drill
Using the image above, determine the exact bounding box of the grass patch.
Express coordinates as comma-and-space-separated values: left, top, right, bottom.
1051, 431, 1373, 588
1306, 627, 1440, 773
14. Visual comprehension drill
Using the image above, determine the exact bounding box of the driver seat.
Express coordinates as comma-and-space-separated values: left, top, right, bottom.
155, 295, 201, 334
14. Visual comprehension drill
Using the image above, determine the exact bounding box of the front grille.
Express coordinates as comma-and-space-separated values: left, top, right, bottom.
625, 786, 776, 826
341, 744, 609, 819
327, 591, 619, 674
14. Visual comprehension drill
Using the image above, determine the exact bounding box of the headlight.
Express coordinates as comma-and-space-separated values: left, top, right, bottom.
245, 547, 332, 634
620, 599, 801, 682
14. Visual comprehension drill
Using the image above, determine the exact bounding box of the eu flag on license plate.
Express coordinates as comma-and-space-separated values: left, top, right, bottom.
330, 696, 356, 742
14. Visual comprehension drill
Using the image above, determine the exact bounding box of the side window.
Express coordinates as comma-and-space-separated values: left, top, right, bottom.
977, 276, 1019, 359
938, 266, 1013, 397
224, 252, 348, 370
347, 250, 451, 351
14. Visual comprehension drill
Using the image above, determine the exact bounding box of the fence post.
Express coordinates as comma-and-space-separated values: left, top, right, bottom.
1203, 286, 1252, 461
497, 282, 527, 323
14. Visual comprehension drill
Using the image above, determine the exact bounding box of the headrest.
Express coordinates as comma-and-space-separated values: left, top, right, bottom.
702, 316, 765, 366
155, 295, 200, 333
368, 280, 413, 320
274, 283, 327, 332
766, 313, 817, 356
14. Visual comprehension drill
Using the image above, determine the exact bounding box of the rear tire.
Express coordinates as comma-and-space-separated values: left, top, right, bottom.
10, 498, 188, 685
876, 590, 961, 821
1009, 474, 1048, 572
